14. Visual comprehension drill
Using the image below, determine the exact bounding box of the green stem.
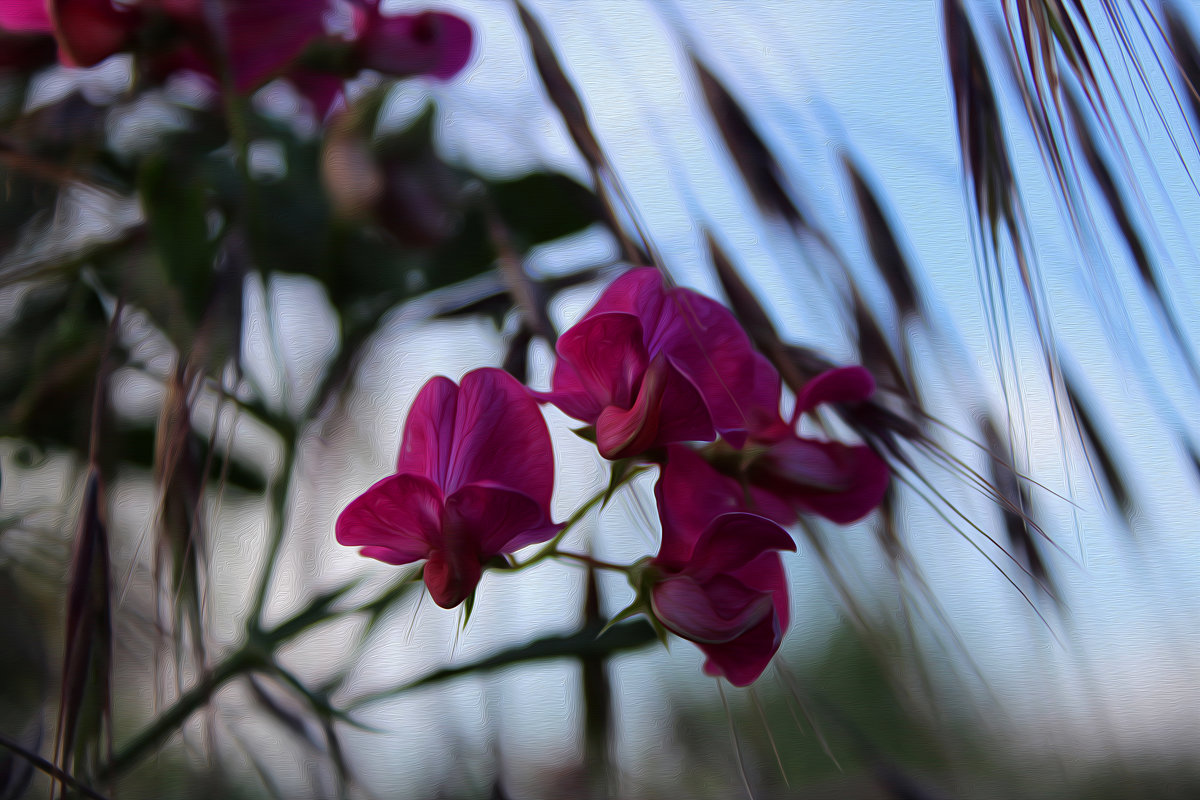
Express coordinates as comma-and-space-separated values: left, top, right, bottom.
249, 435, 298, 630
0, 732, 111, 800
100, 569, 410, 782
553, 550, 630, 573
101, 646, 262, 781
516, 464, 651, 570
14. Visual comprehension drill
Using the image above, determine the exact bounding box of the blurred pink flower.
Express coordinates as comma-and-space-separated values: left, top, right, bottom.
352, 5, 472, 81
0, 0, 52, 32
540, 268, 766, 460
336, 369, 561, 609
17, 0, 470, 115
0, 1, 56, 70
649, 446, 795, 686
48, 0, 139, 67
744, 364, 890, 525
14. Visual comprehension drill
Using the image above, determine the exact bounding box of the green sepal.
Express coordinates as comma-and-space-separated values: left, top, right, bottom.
603, 458, 635, 508
462, 588, 478, 629
594, 600, 645, 639
572, 425, 598, 443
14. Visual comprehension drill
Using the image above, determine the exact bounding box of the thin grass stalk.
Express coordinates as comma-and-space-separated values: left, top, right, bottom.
580, 567, 613, 799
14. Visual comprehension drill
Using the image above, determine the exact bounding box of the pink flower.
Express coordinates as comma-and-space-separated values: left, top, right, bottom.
0, 0, 52, 33
541, 268, 766, 460
48, 0, 139, 68
648, 446, 795, 686
353, 6, 472, 81
0, 1, 56, 71
9, 0, 471, 117
743, 364, 890, 526
336, 369, 561, 609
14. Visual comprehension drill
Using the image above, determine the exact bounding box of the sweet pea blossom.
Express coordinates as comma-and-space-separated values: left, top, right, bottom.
336, 369, 561, 609
0, 2, 55, 71
540, 268, 766, 460
741, 362, 890, 526
7, 0, 472, 116
352, 3, 472, 81
648, 446, 795, 686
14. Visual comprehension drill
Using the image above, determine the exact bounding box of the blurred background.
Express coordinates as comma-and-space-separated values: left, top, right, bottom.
3, 0, 1200, 797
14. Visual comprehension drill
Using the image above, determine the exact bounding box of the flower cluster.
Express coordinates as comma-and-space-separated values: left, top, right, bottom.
0, 0, 472, 114
337, 268, 889, 685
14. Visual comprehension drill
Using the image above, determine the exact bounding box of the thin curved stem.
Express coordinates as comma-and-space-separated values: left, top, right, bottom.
553, 550, 631, 572
516, 463, 653, 570
0, 732, 111, 800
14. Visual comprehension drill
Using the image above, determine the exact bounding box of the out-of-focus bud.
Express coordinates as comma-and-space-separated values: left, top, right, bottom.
356, 10, 472, 80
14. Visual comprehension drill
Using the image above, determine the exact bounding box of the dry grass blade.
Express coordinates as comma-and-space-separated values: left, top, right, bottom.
946, 0, 1071, 478
706, 231, 885, 412
844, 158, 921, 322
945, 0, 1014, 234
982, 417, 1055, 602
432, 265, 609, 323
691, 55, 804, 228
485, 203, 556, 344
1064, 90, 1151, 284
502, 325, 534, 385
514, 1, 604, 172
53, 468, 113, 799
1064, 88, 1200, 387
706, 231, 809, 392
1166, 5, 1200, 126
851, 289, 915, 403
1062, 373, 1133, 520
153, 363, 209, 687
513, 1, 652, 265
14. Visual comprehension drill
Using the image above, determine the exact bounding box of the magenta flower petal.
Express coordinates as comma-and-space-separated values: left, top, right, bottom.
337, 368, 559, 610
0, 1, 52, 32
550, 312, 648, 419
651, 573, 775, 644
699, 552, 789, 686
649, 446, 793, 685
445, 483, 561, 555
447, 368, 555, 509
224, 0, 328, 91
543, 268, 767, 459
396, 374, 459, 487
742, 353, 790, 441
424, 546, 482, 609
650, 358, 718, 444
655, 446, 761, 567
752, 438, 890, 525
655, 293, 759, 449
359, 10, 472, 80
685, 512, 796, 582
699, 608, 783, 686
288, 68, 345, 117
50, 0, 137, 67
792, 365, 876, 422
594, 354, 713, 459
335, 473, 442, 562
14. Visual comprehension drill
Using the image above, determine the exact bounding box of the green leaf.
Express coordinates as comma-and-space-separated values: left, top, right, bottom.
353, 569, 423, 642
138, 151, 216, 325
486, 172, 604, 249
262, 578, 363, 644
349, 620, 658, 708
